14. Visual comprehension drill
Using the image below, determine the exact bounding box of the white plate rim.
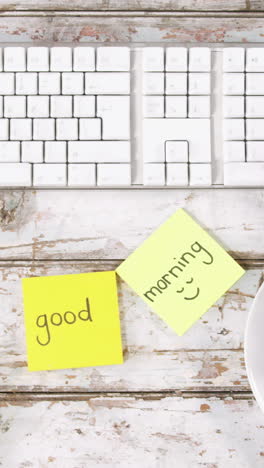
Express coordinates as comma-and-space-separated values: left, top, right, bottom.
244, 280, 264, 413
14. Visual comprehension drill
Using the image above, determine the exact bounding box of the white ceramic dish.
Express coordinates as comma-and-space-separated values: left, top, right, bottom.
245, 280, 264, 413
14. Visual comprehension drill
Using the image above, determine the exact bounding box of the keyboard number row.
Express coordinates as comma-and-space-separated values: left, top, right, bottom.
0, 47, 130, 72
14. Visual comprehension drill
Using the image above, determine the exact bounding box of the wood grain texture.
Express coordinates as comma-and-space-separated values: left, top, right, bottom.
0, 395, 264, 467
0, 16, 264, 43
0, 261, 258, 392
0, 190, 263, 260
0, 0, 263, 12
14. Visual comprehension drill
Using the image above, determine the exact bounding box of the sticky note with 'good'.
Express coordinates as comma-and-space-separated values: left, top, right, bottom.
22, 271, 123, 371
117, 208, 245, 336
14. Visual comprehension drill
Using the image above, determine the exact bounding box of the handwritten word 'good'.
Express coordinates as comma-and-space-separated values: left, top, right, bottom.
36, 297, 92, 346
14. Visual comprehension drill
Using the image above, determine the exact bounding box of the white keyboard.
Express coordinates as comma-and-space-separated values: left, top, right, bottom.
1, 44, 264, 188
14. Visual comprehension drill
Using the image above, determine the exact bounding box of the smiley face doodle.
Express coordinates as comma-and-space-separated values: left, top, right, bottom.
176, 277, 200, 301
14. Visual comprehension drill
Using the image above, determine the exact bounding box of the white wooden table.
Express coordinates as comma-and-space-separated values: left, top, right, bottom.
1, 2, 264, 466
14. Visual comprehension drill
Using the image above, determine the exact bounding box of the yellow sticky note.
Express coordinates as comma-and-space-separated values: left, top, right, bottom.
22, 271, 123, 371
117, 209, 245, 335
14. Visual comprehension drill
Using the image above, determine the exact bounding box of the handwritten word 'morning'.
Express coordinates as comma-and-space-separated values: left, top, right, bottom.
144, 241, 213, 303
36, 297, 92, 346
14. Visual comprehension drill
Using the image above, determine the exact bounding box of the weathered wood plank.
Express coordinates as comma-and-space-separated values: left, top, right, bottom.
0, 0, 262, 12
0, 190, 263, 260
0, 395, 264, 467
0, 261, 258, 392
0, 349, 249, 393
0, 16, 264, 42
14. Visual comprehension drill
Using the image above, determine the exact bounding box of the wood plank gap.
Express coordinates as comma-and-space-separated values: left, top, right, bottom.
0, 391, 255, 401
0, 10, 264, 17
0, 258, 261, 267
0, 7, 261, 13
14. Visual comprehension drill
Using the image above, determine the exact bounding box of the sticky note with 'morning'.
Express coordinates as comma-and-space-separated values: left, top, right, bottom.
22, 271, 123, 371
116, 208, 245, 336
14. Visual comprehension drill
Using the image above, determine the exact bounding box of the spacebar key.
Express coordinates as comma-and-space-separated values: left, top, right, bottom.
0, 163, 31, 186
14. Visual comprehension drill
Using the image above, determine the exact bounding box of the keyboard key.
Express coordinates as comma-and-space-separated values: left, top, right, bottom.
165, 73, 187, 95
73, 47, 95, 71
143, 163, 165, 185
27, 96, 49, 118
143, 73, 164, 95
247, 141, 264, 162
189, 164, 212, 185
224, 162, 264, 185
50, 96, 72, 118
166, 47, 187, 71
223, 73, 244, 95
97, 96, 130, 140
4, 96, 26, 117
165, 141, 188, 162
4, 47, 26, 71
33, 163, 66, 186
62, 72, 84, 95
223, 48, 245, 72
50, 47, 72, 71
0, 73, 14, 94
0, 142, 20, 162
97, 163, 131, 186
68, 141, 130, 163
68, 164, 96, 186
188, 73, 211, 95
188, 96, 210, 118
27, 47, 49, 71
189, 48, 211, 71
33, 118, 55, 140
165, 96, 187, 118
16, 72, 37, 95
246, 96, 264, 117
224, 141, 245, 162
97, 47, 130, 71
0, 119, 9, 140
223, 119, 245, 140
10, 118, 32, 140
73, 96, 95, 117
246, 48, 264, 72
56, 118, 78, 140
0, 163, 31, 186
22, 141, 43, 163
166, 163, 188, 186
142, 47, 164, 71
247, 119, 264, 140
246, 73, 264, 95
79, 118, 101, 140
85, 72, 130, 95
143, 96, 164, 118
223, 96, 244, 118
39, 72, 60, 95
45, 141, 66, 163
